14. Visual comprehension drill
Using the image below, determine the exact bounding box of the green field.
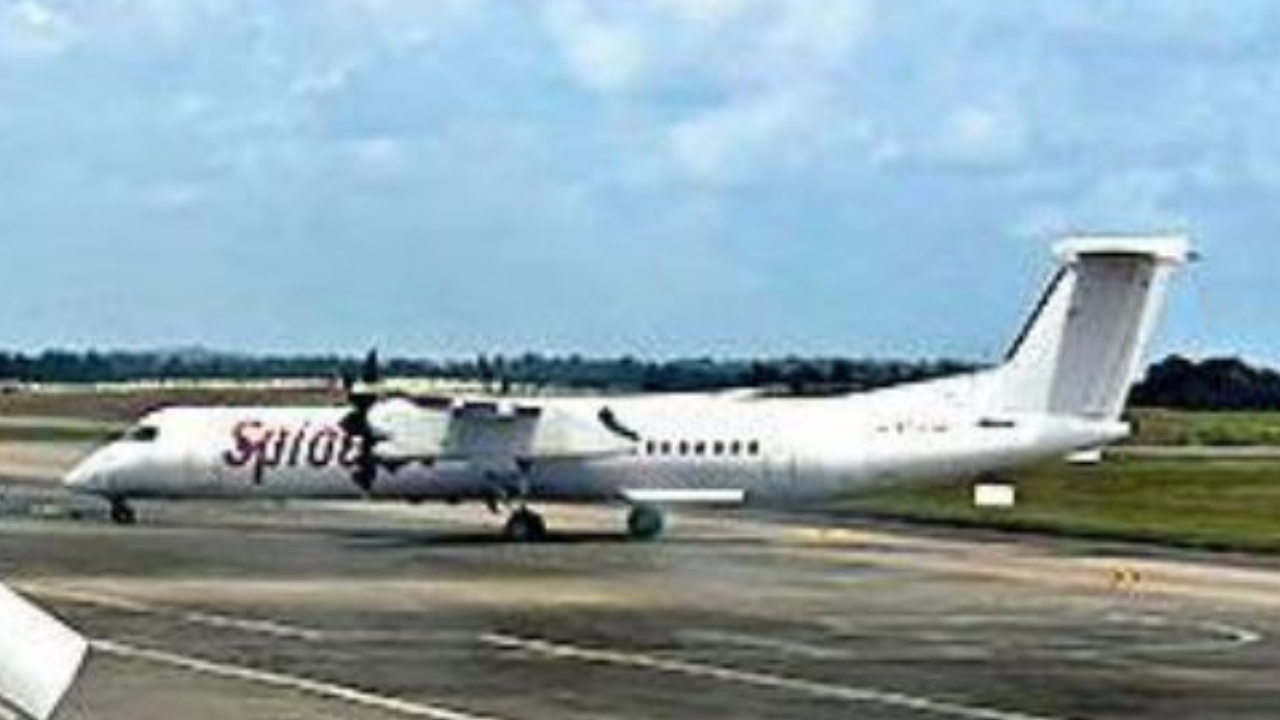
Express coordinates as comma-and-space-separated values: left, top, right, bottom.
0, 424, 119, 444
1128, 409, 1280, 446
0, 421, 124, 444
848, 458, 1280, 553
0, 386, 338, 422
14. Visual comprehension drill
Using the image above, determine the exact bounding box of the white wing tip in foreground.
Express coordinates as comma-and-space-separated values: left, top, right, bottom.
0, 583, 88, 720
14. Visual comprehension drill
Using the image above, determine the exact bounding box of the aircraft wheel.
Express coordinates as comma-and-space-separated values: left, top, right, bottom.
626, 505, 665, 541
109, 499, 137, 526
504, 508, 548, 542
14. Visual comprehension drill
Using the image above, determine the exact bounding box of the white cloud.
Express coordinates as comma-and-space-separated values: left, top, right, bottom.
648, 0, 752, 25
289, 61, 358, 100
140, 181, 204, 209
542, 0, 876, 184
543, 1, 649, 94
668, 92, 800, 184
345, 136, 409, 180
122, 0, 233, 42
0, 1, 77, 58
334, 0, 484, 52
931, 102, 1029, 167
1014, 168, 1189, 238
539, 1, 872, 95
1035, 0, 1274, 50
757, 0, 871, 71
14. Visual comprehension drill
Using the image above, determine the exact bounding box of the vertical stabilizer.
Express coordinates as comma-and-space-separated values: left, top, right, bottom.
995, 236, 1192, 419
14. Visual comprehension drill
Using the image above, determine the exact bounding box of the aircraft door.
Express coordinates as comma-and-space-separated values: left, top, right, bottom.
760, 437, 797, 501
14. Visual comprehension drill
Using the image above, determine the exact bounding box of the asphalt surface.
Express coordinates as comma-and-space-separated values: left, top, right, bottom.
3, 471, 1280, 720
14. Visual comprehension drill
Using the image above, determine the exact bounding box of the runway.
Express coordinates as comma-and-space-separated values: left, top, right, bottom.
3, 475, 1280, 719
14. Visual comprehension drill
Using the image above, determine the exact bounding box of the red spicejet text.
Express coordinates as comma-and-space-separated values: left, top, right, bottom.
223, 420, 360, 482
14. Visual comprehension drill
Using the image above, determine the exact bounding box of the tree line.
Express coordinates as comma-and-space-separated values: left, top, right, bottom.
1, 349, 1277, 410
0, 349, 975, 394
1128, 355, 1280, 411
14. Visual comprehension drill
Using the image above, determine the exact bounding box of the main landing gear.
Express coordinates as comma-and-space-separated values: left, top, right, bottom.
503, 506, 548, 542
493, 465, 665, 542
626, 504, 666, 542
500, 505, 667, 542
109, 498, 137, 526
498, 464, 551, 542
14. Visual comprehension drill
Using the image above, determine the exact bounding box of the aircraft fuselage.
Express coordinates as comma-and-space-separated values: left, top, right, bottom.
65, 374, 1126, 507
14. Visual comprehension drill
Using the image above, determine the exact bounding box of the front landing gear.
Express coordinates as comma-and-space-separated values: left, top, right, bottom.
503, 507, 548, 542
109, 498, 137, 526
626, 505, 666, 541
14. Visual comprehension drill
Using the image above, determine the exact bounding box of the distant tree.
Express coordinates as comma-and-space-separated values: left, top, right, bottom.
1130, 355, 1280, 410
829, 359, 856, 385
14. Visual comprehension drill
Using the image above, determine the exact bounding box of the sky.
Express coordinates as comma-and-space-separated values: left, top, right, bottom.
0, 0, 1277, 363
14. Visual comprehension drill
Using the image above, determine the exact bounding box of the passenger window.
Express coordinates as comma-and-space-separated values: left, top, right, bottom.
660, 441, 671, 455
678, 441, 689, 455
713, 441, 724, 456
694, 441, 706, 456
730, 440, 742, 455
747, 440, 760, 456
645, 441, 656, 455
123, 425, 160, 443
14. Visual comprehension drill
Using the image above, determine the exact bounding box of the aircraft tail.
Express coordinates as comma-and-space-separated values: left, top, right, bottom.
993, 236, 1192, 420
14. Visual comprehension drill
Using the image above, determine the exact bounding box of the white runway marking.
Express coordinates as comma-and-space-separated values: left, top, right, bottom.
25, 585, 325, 641
1196, 619, 1265, 650
174, 609, 326, 641
1104, 613, 1265, 655
680, 629, 849, 660
817, 612, 1266, 661
480, 633, 1068, 720
93, 639, 506, 720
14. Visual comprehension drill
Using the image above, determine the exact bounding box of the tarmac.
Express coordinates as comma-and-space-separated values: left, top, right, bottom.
3, 444, 1280, 720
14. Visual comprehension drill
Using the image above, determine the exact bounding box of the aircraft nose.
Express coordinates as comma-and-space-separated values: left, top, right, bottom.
64, 451, 112, 494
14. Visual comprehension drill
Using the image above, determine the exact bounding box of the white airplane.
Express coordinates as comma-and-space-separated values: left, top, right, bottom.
0, 582, 88, 720
64, 236, 1191, 541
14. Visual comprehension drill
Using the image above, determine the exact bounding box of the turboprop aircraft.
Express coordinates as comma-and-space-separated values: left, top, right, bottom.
0, 582, 88, 720
64, 236, 1191, 541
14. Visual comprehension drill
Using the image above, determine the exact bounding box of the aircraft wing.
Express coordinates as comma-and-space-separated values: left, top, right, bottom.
0, 582, 88, 720
365, 395, 635, 474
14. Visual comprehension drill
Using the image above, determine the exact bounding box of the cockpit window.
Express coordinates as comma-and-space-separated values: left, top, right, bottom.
123, 425, 160, 443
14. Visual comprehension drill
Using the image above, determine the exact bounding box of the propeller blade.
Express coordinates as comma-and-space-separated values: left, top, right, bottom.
338, 410, 366, 437
337, 348, 388, 493
352, 455, 378, 493
362, 349, 380, 385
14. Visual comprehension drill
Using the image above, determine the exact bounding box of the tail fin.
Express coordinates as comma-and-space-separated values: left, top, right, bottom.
994, 236, 1192, 420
